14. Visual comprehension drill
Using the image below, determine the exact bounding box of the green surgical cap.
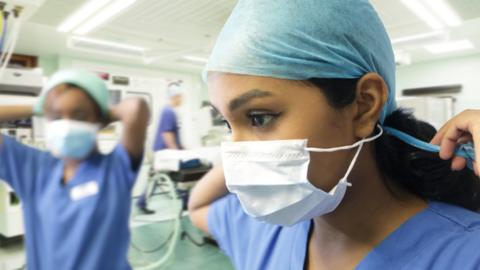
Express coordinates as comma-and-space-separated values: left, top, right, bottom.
34, 69, 109, 116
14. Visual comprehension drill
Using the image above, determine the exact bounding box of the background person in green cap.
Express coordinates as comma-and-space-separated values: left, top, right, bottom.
0, 69, 150, 270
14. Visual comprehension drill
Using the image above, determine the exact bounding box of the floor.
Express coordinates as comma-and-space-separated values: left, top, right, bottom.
129, 216, 233, 270
0, 196, 234, 270
0, 239, 25, 270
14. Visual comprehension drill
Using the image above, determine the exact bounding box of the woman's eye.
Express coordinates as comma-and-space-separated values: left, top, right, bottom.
248, 112, 279, 128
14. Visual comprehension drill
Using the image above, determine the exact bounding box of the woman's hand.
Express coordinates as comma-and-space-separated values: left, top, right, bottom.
431, 109, 480, 176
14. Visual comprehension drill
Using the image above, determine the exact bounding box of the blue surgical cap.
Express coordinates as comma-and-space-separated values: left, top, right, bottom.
205, 0, 396, 123
204, 0, 476, 167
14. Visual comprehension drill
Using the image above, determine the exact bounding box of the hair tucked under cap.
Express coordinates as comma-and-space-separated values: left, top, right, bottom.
204, 0, 476, 168
204, 0, 396, 123
34, 69, 109, 117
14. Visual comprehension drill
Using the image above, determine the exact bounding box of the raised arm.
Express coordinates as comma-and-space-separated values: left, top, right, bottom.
188, 164, 229, 234
109, 98, 150, 162
0, 105, 34, 144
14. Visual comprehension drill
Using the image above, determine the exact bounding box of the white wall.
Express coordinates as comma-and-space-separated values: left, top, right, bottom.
55, 56, 207, 150
396, 53, 480, 114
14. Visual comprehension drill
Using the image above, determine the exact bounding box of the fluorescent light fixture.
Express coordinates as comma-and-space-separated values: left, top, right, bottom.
57, 0, 112, 33
183, 55, 209, 63
423, 0, 462, 27
401, 0, 444, 30
391, 31, 445, 45
74, 0, 137, 35
425, 39, 474, 54
70, 36, 145, 52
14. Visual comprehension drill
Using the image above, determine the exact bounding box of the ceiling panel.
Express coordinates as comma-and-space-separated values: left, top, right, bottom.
16, 0, 480, 71
447, 0, 480, 21
29, 0, 86, 26
104, 0, 233, 43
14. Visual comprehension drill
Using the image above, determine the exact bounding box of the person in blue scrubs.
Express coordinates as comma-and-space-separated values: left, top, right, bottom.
188, 1, 480, 269
152, 82, 183, 151
136, 82, 183, 214
0, 70, 150, 270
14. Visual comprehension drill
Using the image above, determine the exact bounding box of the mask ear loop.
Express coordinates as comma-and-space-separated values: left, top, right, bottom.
339, 142, 364, 187
305, 125, 384, 187
306, 124, 383, 152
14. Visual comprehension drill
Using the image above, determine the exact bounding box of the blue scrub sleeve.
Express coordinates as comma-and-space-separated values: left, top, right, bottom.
0, 135, 48, 199
158, 108, 177, 133
112, 143, 143, 187
207, 194, 250, 258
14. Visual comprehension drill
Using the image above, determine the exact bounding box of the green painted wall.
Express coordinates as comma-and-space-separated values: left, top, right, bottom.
38, 55, 59, 76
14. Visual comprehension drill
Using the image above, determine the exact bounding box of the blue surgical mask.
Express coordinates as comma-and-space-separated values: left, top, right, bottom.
44, 120, 100, 160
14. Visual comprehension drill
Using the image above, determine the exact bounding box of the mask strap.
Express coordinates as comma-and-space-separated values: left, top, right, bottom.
384, 126, 475, 170
340, 142, 364, 187
306, 124, 383, 153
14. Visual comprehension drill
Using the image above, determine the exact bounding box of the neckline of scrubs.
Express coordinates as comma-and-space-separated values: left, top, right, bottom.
294, 202, 434, 270
56, 151, 102, 188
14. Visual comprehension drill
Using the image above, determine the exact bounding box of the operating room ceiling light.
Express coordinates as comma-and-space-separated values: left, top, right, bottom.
424, 39, 474, 54
182, 55, 209, 63
401, 0, 444, 30
57, 0, 112, 33
423, 0, 462, 27
69, 36, 146, 53
400, 0, 462, 30
74, 0, 137, 35
58, 0, 136, 35
391, 31, 447, 46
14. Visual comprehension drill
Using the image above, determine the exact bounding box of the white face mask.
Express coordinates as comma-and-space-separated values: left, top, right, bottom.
221, 125, 383, 226
44, 119, 100, 160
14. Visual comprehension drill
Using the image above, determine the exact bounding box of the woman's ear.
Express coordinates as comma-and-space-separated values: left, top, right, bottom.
353, 73, 388, 138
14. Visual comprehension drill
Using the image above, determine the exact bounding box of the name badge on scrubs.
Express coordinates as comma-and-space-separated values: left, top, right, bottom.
70, 181, 99, 201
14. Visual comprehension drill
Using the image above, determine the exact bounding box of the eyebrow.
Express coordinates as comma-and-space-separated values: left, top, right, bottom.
228, 89, 273, 112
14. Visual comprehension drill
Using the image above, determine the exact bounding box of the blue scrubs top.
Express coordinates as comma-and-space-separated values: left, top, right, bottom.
208, 194, 480, 270
0, 136, 141, 270
153, 105, 181, 151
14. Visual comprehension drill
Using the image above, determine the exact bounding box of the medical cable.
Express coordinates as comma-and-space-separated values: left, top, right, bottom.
0, 10, 22, 80
180, 231, 215, 247
0, 10, 8, 63
133, 172, 181, 270
130, 192, 182, 254
130, 229, 175, 254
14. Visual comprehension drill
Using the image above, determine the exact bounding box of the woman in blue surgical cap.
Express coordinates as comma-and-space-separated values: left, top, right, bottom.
0, 70, 149, 269
188, 1, 480, 269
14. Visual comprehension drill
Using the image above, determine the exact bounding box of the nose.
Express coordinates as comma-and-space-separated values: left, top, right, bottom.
230, 128, 259, 142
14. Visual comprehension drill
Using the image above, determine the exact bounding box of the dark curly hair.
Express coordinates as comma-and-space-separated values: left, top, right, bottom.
308, 77, 480, 211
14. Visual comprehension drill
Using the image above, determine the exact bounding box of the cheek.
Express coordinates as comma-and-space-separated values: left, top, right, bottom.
298, 106, 356, 191
307, 151, 355, 191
